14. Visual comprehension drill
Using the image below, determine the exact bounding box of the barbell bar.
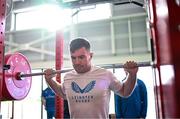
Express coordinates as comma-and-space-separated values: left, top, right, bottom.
18, 68, 73, 79
17, 60, 153, 80
2, 52, 154, 101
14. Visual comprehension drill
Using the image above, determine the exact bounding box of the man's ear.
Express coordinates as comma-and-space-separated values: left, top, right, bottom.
90, 53, 93, 59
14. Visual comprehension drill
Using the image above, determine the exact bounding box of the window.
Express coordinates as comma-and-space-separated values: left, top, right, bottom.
14, 3, 111, 31
15, 4, 72, 31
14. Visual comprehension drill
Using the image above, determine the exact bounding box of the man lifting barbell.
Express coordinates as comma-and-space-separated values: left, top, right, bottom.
44, 38, 138, 118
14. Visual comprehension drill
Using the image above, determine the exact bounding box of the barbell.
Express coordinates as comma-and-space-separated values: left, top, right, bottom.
2, 52, 153, 101
3, 53, 32, 101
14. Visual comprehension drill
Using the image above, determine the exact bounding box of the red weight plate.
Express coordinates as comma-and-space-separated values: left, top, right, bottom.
2, 53, 32, 100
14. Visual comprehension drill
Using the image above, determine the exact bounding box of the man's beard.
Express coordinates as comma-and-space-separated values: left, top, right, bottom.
73, 65, 89, 73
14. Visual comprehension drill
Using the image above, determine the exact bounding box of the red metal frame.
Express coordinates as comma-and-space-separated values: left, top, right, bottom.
0, 0, 6, 114
55, 30, 64, 118
167, 0, 180, 117
147, 1, 162, 118
149, 0, 180, 118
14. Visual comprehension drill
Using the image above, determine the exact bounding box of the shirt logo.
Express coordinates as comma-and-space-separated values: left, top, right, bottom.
71, 81, 96, 94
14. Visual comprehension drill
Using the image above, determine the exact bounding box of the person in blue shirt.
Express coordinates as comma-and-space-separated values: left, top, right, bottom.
42, 87, 56, 119
114, 78, 148, 118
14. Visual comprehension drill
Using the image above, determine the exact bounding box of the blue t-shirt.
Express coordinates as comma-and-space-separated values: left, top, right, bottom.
42, 87, 55, 111
114, 79, 148, 118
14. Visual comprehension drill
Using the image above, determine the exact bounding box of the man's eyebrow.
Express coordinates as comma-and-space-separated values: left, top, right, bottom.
71, 55, 85, 58
78, 55, 85, 57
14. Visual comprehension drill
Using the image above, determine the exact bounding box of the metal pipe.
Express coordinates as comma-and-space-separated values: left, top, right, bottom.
18, 62, 153, 80
19, 69, 73, 78
99, 61, 153, 69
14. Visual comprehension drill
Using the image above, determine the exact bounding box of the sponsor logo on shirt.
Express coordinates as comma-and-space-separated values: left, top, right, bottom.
71, 95, 93, 103
71, 81, 96, 103
71, 81, 96, 93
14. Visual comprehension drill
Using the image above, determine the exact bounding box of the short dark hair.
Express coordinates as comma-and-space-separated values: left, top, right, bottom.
70, 38, 90, 53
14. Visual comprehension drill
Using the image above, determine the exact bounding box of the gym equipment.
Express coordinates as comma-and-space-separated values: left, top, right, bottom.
2, 53, 32, 100
1, 52, 152, 101
0, 0, 7, 102
55, 31, 64, 118
16, 60, 152, 81
17, 68, 72, 80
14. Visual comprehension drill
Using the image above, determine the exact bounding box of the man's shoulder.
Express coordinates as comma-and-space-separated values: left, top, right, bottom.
91, 65, 103, 70
64, 70, 77, 77
91, 65, 109, 73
